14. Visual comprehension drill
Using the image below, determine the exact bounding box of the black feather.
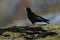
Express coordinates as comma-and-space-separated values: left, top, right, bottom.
26, 7, 49, 24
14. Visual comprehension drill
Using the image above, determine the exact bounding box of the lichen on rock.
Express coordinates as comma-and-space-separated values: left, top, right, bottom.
0, 24, 60, 40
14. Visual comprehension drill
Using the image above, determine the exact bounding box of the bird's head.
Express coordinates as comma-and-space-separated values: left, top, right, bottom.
26, 7, 31, 12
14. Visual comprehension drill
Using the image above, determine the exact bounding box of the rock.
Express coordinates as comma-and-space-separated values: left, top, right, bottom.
0, 24, 60, 40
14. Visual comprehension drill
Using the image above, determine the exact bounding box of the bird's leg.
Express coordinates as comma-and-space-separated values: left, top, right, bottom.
29, 24, 34, 27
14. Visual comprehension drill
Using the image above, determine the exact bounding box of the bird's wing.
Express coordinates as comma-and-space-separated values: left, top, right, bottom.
37, 16, 49, 21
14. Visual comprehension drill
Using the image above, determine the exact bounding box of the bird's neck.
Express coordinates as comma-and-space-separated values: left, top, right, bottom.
27, 10, 32, 13
27, 10, 36, 16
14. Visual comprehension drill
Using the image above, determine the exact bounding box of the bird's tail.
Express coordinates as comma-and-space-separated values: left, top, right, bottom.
46, 21, 49, 24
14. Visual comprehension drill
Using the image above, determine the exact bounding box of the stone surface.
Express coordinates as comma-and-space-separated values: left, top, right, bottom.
0, 24, 60, 40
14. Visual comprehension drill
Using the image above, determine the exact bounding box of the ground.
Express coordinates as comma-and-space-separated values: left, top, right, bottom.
0, 24, 60, 40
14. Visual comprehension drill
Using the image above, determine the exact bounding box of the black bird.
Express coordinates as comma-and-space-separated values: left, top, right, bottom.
26, 7, 49, 24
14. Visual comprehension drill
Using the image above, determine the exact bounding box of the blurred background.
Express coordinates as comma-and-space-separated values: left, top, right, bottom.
0, 0, 60, 27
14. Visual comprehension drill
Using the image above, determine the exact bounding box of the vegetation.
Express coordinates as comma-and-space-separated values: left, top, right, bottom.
0, 24, 60, 40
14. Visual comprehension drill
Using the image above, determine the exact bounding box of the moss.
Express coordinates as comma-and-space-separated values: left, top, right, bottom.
0, 24, 60, 40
